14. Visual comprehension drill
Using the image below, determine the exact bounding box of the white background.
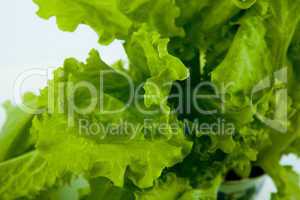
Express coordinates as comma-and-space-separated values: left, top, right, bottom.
0, 0, 127, 127
0, 1, 299, 199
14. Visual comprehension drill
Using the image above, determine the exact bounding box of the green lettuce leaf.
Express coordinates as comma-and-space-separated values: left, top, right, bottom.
31, 113, 191, 188
125, 26, 189, 111
135, 173, 191, 200
33, 0, 132, 44
270, 165, 300, 200
30, 177, 89, 200
83, 177, 133, 200
135, 173, 221, 200
0, 93, 38, 162
3, 0, 300, 198
0, 152, 55, 199
212, 12, 272, 94
0, 48, 192, 198
179, 176, 222, 200
33, 0, 184, 44
265, 0, 300, 70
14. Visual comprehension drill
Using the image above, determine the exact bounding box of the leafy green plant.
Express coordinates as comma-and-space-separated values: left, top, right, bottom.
1, 0, 300, 199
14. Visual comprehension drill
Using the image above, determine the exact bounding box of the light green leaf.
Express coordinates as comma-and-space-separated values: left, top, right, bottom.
33, 0, 184, 44
126, 26, 189, 111
135, 173, 191, 200
0, 93, 38, 162
83, 177, 133, 200
0, 152, 56, 199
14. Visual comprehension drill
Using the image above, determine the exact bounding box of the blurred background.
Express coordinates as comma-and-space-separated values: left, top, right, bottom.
0, 0, 127, 127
